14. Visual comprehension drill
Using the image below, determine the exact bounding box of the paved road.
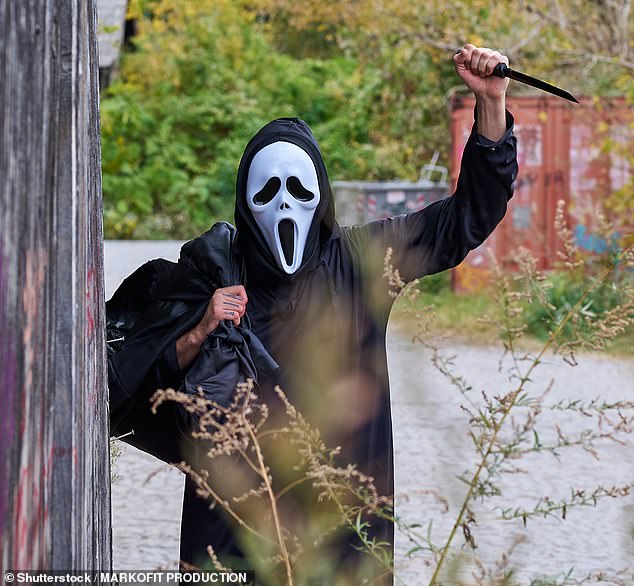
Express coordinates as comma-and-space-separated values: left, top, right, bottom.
106, 241, 634, 583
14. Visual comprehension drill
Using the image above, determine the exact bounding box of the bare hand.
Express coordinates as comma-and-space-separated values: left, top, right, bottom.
175, 285, 248, 370
454, 44, 509, 100
196, 285, 248, 334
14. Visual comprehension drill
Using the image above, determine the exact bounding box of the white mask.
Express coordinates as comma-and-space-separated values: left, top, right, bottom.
246, 141, 321, 274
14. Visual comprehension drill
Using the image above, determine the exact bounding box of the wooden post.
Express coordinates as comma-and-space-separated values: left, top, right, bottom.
0, 0, 111, 571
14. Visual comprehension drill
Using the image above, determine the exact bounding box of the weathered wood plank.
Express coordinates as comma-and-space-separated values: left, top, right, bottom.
0, 0, 110, 571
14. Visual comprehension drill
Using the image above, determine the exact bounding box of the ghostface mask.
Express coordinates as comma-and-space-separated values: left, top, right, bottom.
246, 141, 321, 274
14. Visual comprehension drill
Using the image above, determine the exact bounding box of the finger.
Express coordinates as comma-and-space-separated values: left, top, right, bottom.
223, 285, 248, 301
223, 297, 244, 308
453, 44, 473, 66
222, 301, 246, 311
483, 52, 501, 76
222, 295, 246, 310
224, 307, 246, 320
225, 304, 246, 318
483, 48, 501, 75
471, 48, 488, 76
219, 307, 241, 326
222, 299, 243, 309
221, 290, 247, 306
214, 301, 236, 317
463, 44, 476, 68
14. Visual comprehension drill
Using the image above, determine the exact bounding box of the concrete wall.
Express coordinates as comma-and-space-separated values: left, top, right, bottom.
97, 0, 128, 69
0, 0, 111, 570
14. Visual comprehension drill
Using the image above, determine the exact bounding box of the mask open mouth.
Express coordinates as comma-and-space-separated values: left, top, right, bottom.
277, 219, 295, 267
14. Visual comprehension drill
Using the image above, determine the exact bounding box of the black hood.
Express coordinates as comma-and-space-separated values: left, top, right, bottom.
234, 117, 337, 283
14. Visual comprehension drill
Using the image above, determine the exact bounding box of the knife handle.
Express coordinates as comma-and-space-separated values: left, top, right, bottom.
493, 63, 510, 78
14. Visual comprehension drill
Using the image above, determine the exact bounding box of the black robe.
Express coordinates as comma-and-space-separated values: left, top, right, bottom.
109, 114, 517, 584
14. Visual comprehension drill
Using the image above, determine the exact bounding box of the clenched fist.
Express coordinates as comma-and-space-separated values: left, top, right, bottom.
176, 285, 249, 369
198, 285, 248, 332
454, 44, 509, 100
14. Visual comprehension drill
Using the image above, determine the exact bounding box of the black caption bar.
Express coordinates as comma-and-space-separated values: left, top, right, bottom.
3, 571, 256, 586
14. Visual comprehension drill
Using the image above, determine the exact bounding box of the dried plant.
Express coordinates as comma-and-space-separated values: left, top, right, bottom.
110, 431, 133, 484
151, 382, 294, 582
150, 379, 395, 584
382, 201, 634, 584
554, 200, 584, 271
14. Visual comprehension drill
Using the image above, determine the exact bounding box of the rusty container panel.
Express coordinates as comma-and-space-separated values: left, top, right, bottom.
450, 96, 632, 292
566, 101, 632, 252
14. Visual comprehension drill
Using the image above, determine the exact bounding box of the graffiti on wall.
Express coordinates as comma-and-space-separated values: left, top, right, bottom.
574, 225, 621, 254
515, 124, 543, 167
609, 125, 632, 192
512, 172, 538, 230
570, 124, 601, 222
512, 125, 543, 233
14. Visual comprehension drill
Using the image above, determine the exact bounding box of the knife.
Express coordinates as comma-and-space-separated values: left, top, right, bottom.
493, 62, 579, 103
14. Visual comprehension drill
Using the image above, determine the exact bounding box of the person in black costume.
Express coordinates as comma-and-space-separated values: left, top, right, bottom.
108, 45, 518, 584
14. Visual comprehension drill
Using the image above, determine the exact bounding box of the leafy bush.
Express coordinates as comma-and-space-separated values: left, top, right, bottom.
418, 269, 452, 295
523, 271, 629, 342
101, 2, 388, 239
100, 0, 469, 239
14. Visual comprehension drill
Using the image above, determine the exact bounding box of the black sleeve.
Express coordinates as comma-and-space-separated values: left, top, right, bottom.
149, 341, 184, 391
346, 109, 517, 284
108, 299, 203, 434
109, 340, 185, 434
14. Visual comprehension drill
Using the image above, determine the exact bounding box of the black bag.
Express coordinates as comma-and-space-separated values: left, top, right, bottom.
106, 222, 277, 463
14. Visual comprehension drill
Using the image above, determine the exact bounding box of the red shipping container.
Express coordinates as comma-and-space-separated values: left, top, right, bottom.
450, 96, 632, 292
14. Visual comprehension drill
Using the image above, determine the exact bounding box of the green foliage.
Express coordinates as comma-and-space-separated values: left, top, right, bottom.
395, 268, 633, 354
523, 270, 631, 342
100, 1, 470, 238
418, 269, 452, 295
101, 2, 388, 238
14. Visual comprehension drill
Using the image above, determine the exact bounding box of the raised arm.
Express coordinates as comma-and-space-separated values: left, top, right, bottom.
345, 45, 517, 285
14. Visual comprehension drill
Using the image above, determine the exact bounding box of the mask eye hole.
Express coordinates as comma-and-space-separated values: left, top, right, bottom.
287, 176, 315, 202
253, 177, 281, 205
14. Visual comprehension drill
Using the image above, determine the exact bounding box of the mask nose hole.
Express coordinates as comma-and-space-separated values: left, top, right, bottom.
279, 202, 290, 210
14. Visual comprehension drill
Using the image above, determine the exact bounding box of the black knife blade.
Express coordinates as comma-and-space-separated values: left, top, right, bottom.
493, 63, 579, 103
